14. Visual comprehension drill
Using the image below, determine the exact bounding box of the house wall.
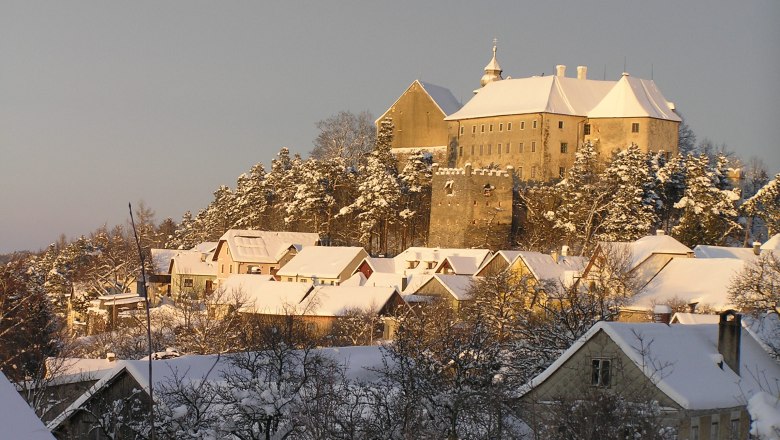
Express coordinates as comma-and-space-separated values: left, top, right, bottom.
279, 250, 367, 284
586, 117, 679, 157
474, 255, 510, 277
678, 408, 751, 440
170, 272, 216, 297
413, 278, 462, 311
428, 166, 513, 250
633, 253, 689, 290
215, 244, 293, 282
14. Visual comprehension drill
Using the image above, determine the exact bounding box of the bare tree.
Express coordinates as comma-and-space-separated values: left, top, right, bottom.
311, 110, 376, 169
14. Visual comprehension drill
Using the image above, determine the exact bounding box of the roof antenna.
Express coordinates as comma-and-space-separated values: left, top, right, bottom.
623, 56, 627, 73
651, 63, 654, 80
603, 64, 606, 80
129, 202, 155, 439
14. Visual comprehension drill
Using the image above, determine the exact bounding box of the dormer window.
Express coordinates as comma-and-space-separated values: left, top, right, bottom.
407, 260, 420, 269
426, 261, 436, 269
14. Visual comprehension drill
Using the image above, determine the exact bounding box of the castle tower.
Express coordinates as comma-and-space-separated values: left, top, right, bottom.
428, 163, 514, 250
479, 39, 503, 88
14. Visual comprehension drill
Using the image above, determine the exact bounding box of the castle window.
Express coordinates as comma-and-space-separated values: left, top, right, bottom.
591, 358, 611, 387
531, 166, 537, 179
560, 142, 568, 153
518, 167, 523, 178
632, 122, 640, 133
531, 141, 537, 152
507, 122, 512, 131
489, 124, 494, 132
559, 167, 565, 178
444, 180, 453, 195
499, 123, 503, 132
558, 120, 564, 129
520, 121, 525, 130
480, 145, 484, 155
460, 126, 464, 135
471, 145, 475, 155
459, 146, 463, 156
584, 123, 591, 135
483, 184, 494, 196
481, 124, 485, 133
506, 143, 510, 153
487, 144, 492, 154
533, 120, 538, 129
519, 142, 524, 153
497, 143, 502, 154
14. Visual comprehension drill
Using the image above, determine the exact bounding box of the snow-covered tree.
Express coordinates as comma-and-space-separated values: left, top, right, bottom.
654, 153, 687, 234
599, 145, 658, 242
742, 174, 780, 237
397, 151, 432, 249
673, 154, 741, 246
729, 251, 780, 315
677, 112, 697, 155
233, 162, 270, 230
311, 110, 376, 169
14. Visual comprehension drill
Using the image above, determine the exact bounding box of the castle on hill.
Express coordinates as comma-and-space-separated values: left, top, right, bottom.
378, 42, 683, 248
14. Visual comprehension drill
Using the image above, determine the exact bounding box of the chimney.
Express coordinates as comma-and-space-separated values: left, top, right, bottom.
561, 245, 569, 257
577, 65, 587, 80
656, 230, 665, 236
718, 310, 742, 375
653, 304, 672, 324
556, 64, 566, 77
753, 241, 761, 256
106, 352, 116, 362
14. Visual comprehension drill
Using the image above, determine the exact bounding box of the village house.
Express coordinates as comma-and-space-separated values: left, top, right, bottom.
520, 311, 780, 440
148, 248, 177, 299
212, 229, 320, 283
168, 245, 218, 298
277, 246, 369, 285
404, 273, 474, 312
354, 247, 492, 279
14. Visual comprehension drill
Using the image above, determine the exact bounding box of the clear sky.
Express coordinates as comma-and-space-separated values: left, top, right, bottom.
1, 1, 779, 253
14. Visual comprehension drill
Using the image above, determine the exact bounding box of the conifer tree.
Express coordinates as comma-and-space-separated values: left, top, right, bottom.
654, 153, 687, 234
742, 173, 780, 237
233, 162, 269, 230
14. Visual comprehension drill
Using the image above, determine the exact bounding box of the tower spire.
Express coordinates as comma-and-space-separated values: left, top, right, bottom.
480, 38, 503, 88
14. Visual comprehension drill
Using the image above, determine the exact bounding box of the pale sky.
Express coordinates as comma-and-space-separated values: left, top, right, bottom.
1, 1, 779, 253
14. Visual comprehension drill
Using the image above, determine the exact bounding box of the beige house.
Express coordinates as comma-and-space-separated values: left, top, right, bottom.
377, 79, 461, 163
277, 246, 368, 285
443, 44, 681, 181
212, 230, 320, 283
405, 273, 474, 312
169, 247, 218, 298
520, 312, 778, 439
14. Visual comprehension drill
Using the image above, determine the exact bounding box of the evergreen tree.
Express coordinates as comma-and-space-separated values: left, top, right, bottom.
654, 153, 687, 234
673, 154, 741, 246
742, 173, 780, 237
233, 162, 269, 230
599, 144, 659, 242
397, 151, 432, 249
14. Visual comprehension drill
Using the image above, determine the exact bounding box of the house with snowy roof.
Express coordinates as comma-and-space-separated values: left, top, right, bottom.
0, 371, 55, 439
49, 347, 386, 439
694, 234, 780, 261
212, 229, 320, 282
443, 42, 680, 181
277, 246, 368, 285
520, 311, 780, 440
404, 273, 475, 311
354, 247, 492, 279
377, 79, 461, 162
169, 246, 218, 298
147, 248, 177, 299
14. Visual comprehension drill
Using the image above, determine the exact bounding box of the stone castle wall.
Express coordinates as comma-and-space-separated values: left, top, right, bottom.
428, 163, 514, 250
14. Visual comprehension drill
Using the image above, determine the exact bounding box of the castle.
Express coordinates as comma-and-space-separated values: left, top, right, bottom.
379, 42, 683, 249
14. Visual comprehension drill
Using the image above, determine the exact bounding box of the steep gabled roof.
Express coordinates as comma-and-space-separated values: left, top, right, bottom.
588, 74, 681, 121
761, 234, 780, 251
523, 321, 780, 410
597, 234, 693, 272
419, 81, 462, 116
0, 371, 55, 439
170, 249, 217, 276
214, 230, 320, 264
150, 248, 177, 274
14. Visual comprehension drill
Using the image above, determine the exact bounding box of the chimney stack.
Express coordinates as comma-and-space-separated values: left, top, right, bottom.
106, 352, 116, 362
577, 65, 587, 80
718, 310, 742, 375
556, 65, 566, 77
653, 304, 672, 324
561, 245, 569, 257
656, 230, 666, 236
753, 241, 761, 256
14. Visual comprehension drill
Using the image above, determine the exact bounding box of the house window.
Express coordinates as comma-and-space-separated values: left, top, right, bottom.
559, 167, 565, 178
287, 277, 293, 282
519, 142, 524, 153
460, 126, 464, 135
591, 359, 611, 387
533, 120, 538, 129
489, 124, 493, 132
299, 278, 306, 283
499, 123, 503, 132
520, 121, 525, 130
558, 120, 564, 129
481, 124, 485, 133
584, 123, 591, 135
472, 125, 476, 134
729, 418, 739, 439
507, 122, 512, 131
531, 141, 536, 152
183, 278, 194, 288
691, 425, 699, 440
531, 166, 537, 179
560, 142, 568, 153
632, 122, 640, 133
710, 421, 719, 440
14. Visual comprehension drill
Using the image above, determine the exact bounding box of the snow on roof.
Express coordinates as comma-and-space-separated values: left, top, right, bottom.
588, 74, 681, 121
670, 313, 720, 325
419, 81, 462, 116
440, 255, 483, 275
219, 275, 311, 314
47, 357, 118, 379
446, 74, 679, 122
150, 248, 177, 274
761, 234, 780, 251
191, 241, 218, 253
432, 274, 474, 301
693, 245, 759, 261
361, 272, 408, 291
301, 285, 399, 316
340, 272, 365, 287
516, 251, 566, 282
0, 371, 55, 439
277, 246, 367, 279
475, 250, 523, 275
216, 230, 320, 264
49, 346, 386, 430
380, 247, 492, 275
524, 321, 780, 410
557, 255, 588, 271
601, 234, 692, 270
171, 249, 218, 276
402, 273, 432, 294
628, 258, 745, 311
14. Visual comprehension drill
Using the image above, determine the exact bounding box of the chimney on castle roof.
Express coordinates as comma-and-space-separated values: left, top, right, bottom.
556, 65, 566, 77
577, 65, 587, 80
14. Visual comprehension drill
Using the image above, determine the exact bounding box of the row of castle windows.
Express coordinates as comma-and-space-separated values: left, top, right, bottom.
458, 141, 570, 156
460, 119, 543, 136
